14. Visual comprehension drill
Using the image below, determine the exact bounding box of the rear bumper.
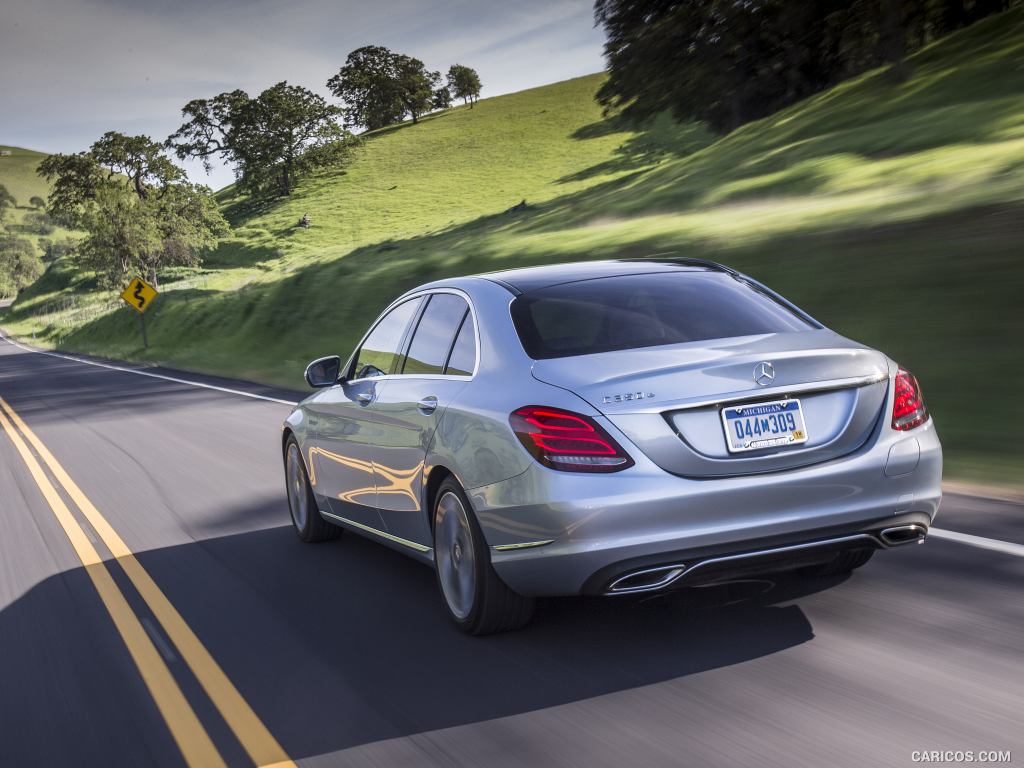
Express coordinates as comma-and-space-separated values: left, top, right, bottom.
587, 513, 928, 595
468, 419, 942, 596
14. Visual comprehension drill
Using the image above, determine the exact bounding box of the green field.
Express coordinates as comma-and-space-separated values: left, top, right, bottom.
0, 145, 77, 265
2, 9, 1023, 484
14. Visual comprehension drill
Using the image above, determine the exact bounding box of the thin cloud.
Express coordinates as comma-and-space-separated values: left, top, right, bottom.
0, 0, 605, 189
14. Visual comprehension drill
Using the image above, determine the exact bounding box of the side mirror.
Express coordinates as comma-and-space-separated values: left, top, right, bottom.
304, 355, 342, 388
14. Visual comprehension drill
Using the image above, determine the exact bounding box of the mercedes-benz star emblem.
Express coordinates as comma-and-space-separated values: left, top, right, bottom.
753, 361, 775, 386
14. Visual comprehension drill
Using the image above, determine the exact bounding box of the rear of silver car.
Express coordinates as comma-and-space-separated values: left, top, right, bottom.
471, 271, 941, 597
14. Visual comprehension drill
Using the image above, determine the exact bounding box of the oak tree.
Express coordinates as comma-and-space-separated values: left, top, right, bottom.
447, 65, 482, 107
168, 83, 353, 198
326, 46, 407, 130
0, 184, 16, 222
593, 0, 1014, 133
328, 46, 445, 128
0, 235, 43, 298
38, 134, 227, 287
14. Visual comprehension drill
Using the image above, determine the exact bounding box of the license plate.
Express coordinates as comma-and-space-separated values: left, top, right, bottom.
721, 398, 808, 453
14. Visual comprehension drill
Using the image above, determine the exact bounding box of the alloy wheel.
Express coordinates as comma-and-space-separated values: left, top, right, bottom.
435, 490, 477, 620
286, 442, 309, 531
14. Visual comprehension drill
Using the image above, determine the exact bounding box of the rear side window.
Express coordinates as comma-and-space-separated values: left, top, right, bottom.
511, 271, 815, 360
402, 293, 470, 375
444, 315, 476, 376
353, 298, 423, 378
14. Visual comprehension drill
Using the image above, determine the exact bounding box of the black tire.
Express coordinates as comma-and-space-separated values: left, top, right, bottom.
284, 436, 341, 543
805, 547, 875, 577
432, 477, 534, 635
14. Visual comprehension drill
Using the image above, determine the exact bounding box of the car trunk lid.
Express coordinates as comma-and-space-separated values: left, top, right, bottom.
530, 330, 890, 477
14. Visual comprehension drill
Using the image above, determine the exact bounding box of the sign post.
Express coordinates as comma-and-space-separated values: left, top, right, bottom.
120, 276, 158, 349
137, 312, 149, 349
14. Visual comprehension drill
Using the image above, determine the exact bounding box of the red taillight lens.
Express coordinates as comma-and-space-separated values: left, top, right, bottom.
891, 367, 929, 431
510, 406, 634, 473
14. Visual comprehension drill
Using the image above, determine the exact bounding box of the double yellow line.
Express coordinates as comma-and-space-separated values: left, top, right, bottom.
0, 395, 295, 768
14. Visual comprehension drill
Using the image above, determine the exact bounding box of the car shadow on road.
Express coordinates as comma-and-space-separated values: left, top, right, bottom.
0, 516, 843, 764
154, 522, 841, 761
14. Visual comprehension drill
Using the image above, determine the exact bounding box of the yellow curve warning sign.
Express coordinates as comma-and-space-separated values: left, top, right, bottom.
120, 277, 158, 314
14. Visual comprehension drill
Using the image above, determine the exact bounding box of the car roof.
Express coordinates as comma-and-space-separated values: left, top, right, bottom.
478, 257, 737, 294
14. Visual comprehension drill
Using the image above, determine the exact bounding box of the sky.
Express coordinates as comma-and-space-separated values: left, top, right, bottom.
0, 0, 606, 189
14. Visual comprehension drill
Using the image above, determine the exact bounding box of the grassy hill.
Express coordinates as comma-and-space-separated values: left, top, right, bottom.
0, 145, 51, 205
3, 8, 1024, 484
0, 145, 77, 262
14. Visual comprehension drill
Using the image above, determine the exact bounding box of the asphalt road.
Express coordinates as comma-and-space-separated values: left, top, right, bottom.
0, 335, 1021, 768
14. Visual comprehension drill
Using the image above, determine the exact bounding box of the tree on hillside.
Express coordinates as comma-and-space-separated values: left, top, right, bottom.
72, 184, 224, 286
165, 89, 250, 173
29, 196, 46, 209
327, 46, 407, 130
91, 131, 186, 198
41, 238, 75, 263
38, 134, 228, 287
0, 184, 16, 222
447, 65, 482, 107
22, 212, 55, 235
327, 46, 446, 128
73, 186, 161, 282
232, 82, 354, 196
0, 235, 43, 298
394, 54, 441, 124
432, 85, 453, 111
35, 152, 106, 226
39, 133, 190, 221
595, 0, 839, 132
167, 83, 355, 198
593, 0, 1015, 133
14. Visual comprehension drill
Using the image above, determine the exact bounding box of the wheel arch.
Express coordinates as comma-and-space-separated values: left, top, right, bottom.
423, 464, 456, 536
281, 426, 295, 456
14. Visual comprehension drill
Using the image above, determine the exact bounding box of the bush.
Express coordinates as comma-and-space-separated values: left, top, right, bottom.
43, 238, 76, 262
0, 235, 43, 297
22, 211, 55, 235
0, 184, 15, 222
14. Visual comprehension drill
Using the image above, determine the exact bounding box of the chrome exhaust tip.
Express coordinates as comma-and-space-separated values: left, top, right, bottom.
879, 524, 927, 547
607, 564, 687, 595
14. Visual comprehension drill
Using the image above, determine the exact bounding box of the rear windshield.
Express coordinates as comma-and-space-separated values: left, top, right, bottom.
510, 271, 816, 360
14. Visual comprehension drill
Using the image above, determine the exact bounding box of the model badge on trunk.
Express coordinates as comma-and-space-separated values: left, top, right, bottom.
602, 392, 656, 404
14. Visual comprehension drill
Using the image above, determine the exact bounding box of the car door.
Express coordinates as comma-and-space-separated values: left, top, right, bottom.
305, 296, 423, 531
371, 292, 477, 546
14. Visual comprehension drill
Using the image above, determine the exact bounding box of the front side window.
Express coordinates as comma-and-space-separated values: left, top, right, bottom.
352, 298, 423, 379
402, 293, 470, 375
511, 271, 815, 360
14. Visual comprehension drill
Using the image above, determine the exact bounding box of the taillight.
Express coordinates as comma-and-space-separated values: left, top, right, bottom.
891, 367, 929, 431
510, 405, 634, 473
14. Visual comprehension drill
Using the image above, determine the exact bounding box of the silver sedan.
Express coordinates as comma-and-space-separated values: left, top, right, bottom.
282, 258, 942, 634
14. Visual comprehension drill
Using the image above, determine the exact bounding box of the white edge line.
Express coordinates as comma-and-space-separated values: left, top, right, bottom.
929, 527, 1024, 558
0, 333, 298, 406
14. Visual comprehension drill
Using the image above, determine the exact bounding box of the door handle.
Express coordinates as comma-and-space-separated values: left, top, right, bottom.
417, 396, 439, 413
357, 392, 374, 404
